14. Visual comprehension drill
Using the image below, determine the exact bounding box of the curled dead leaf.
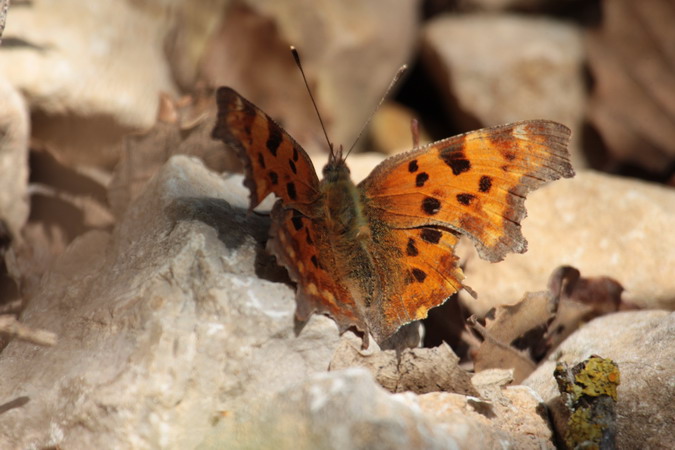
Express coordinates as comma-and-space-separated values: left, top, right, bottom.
469, 266, 626, 383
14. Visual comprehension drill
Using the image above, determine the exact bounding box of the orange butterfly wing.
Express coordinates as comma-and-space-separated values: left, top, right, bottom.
267, 203, 366, 336
212, 87, 320, 211
358, 120, 574, 338
362, 225, 464, 342
212, 87, 366, 338
360, 120, 574, 262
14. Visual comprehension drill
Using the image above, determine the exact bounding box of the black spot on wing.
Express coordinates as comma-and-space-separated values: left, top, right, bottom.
408, 160, 418, 173
416, 172, 429, 187
479, 175, 492, 193
422, 197, 441, 215
420, 228, 442, 244
406, 238, 419, 256
412, 268, 427, 283
289, 159, 297, 174
257, 152, 266, 169
266, 126, 282, 156
457, 193, 476, 206
439, 147, 471, 175
269, 171, 279, 185
286, 182, 297, 200
291, 215, 303, 231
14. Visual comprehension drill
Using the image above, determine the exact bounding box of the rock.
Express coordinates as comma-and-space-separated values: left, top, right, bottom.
202, 367, 554, 449
0, 1, 185, 166
421, 14, 587, 168
201, 0, 420, 157
0, 156, 340, 447
455, 0, 577, 11
523, 310, 674, 450
0, 154, 558, 448
458, 171, 675, 314
329, 338, 479, 396
370, 101, 431, 155
586, 0, 675, 173
411, 386, 554, 449
0, 77, 29, 241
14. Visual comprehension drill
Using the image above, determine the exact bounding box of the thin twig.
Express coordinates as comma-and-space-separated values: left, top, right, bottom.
0, 315, 57, 346
0, 299, 22, 314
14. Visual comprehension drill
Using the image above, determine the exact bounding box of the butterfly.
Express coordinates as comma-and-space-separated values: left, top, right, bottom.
212, 86, 574, 348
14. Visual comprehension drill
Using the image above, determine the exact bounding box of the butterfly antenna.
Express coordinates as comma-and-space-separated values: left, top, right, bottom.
291, 46, 335, 158
344, 64, 408, 160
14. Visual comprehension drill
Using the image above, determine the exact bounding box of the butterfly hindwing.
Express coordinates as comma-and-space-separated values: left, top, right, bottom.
267, 202, 366, 336
212, 87, 320, 210
359, 120, 574, 262
364, 225, 464, 342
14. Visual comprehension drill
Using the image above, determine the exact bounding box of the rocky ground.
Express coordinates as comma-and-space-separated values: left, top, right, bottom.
0, 1, 673, 448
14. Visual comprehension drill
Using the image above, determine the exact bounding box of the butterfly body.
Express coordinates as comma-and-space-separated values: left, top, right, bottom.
213, 86, 574, 347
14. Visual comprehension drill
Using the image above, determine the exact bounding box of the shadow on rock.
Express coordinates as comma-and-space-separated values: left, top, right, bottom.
166, 196, 290, 284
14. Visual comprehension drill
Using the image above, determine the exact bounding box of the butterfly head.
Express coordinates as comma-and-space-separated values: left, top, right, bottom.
322, 144, 350, 182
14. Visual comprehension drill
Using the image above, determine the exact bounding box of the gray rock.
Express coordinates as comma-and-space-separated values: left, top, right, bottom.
0, 155, 560, 448
422, 14, 587, 168
0, 1, 192, 166
200, 0, 419, 158
0, 77, 29, 240
523, 310, 674, 450
458, 171, 675, 314
0, 156, 340, 448
201, 367, 553, 449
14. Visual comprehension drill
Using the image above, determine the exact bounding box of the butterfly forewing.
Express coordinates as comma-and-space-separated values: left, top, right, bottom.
359, 120, 574, 262
212, 87, 320, 210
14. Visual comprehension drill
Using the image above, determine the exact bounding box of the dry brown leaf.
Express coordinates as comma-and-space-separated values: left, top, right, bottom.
469, 266, 626, 382
480, 290, 558, 344
329, 336, 478, 396
199, 1, 323, 155
587, 0, 675, 173
107, 89, 239, 218
469, 314, 539, 384
469, 272, 560, 383
544, 266, 626, 354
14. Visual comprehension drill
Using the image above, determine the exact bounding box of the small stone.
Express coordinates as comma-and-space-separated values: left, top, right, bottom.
523, 310, 674, 450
